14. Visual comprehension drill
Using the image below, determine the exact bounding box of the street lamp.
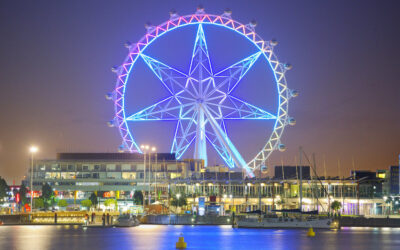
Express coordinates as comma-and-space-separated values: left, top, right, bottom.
141, 144, 157, 207
151, 147, 158, 203
176, 193, 181, 211
149, 147, 156, 205
29, 146, 38, 212
140, 145, 147, 208
229, 194, 233, 212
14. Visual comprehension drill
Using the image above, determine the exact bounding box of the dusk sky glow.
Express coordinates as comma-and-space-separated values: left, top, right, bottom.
0, 0, 399, 182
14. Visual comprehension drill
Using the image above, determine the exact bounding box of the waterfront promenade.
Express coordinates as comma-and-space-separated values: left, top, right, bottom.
3, 212, 400, 228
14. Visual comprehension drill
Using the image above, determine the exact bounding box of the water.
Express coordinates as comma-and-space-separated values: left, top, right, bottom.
0, 225, 400, 250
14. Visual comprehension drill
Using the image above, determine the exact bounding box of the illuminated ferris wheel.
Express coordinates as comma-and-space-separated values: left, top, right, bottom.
107, 8, 298, 177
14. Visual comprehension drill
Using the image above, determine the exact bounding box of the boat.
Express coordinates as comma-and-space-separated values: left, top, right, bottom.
236, 214, 338, 229
237, 147, 340, 230
116, 214, 140, 227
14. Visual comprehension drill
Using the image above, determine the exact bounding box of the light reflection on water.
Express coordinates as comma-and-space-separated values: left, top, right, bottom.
0, 225, 399, 250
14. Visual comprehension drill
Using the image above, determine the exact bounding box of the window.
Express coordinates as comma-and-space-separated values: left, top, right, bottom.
121, 164, 131, 171
106, 172, 121, 179
136, 164, 144, 171
61, 172, 75, 179
167, 164, 178, 171
83, 165, 89, 171
122, 172, 136, 179
51, 164, 60, 171
45, 172, 61, 179
106, 164, 116, 171
94, 165, 100, 171
170, 173, 181, 179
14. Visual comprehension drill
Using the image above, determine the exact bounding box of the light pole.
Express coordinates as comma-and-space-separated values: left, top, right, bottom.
149, 146, 156, 205
140, 145, 149, 208
229, 194, 233, 212
154, 151, 158, 203
176, 193, 181, 213
29, 146, 38, 212
141, 145, 156, 207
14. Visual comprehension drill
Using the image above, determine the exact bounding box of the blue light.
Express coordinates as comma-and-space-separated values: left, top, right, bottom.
114, 13, 293, 176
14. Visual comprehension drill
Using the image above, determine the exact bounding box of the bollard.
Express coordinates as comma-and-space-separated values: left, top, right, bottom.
307, 227, 315, 237
176, 233, 187, 249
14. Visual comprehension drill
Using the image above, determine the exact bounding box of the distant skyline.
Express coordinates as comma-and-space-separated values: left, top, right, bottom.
0, 0, 399, 182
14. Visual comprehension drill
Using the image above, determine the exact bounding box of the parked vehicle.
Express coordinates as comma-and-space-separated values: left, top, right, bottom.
116, 214, 140, 227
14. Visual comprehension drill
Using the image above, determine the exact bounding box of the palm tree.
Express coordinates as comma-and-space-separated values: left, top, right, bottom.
331, 200, 342, 215
385, 196, 393, 215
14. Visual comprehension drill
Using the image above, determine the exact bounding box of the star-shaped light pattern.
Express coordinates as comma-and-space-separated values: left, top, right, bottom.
126, 24, 277, 176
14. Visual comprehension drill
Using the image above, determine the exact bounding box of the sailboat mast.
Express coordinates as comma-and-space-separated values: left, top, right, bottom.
299, 147, 303, 212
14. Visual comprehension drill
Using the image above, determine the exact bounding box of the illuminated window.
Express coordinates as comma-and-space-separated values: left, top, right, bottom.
122, 172, 136, 179
170, 173, 181, 179
377, 173, 386, 179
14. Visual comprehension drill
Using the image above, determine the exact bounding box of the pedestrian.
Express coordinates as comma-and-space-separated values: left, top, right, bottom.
91, 212, 95, 224
102, 213, 105, 227
85, 214, 89, 226
54, 212, 57, 224
106, 213, 110, 225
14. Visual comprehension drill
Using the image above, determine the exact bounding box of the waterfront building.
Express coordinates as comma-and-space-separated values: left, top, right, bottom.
389, 166, 399, 195
23, 152, 203, 201
23, 153, 389, 216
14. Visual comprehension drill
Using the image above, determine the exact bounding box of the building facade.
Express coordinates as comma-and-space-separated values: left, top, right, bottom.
23, 153, 391, 216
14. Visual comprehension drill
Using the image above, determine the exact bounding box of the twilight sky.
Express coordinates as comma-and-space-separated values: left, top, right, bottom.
0, 0, 399, 183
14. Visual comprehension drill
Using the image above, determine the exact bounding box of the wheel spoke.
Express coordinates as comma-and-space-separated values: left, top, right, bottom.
171, 110, 199, 159
205, 120, 235, 168
126, 96, 193, 121
202, 105, 255, 177
208, 51, 261, 98
189, 24, 213, 77
206, 95, 276, 120
141, 54, 188, 96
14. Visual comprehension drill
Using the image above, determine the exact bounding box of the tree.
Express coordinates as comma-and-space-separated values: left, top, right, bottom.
171, 193, 187, 207
41, 183, 54, 209
0, 177, 10, 203
331, 200, 342, 213
133, 190, 143, 205
33, 198, 44, 209
58, 199, 68, 209
18, 184, 28, 205
89, 193, 98, 208
104, 199, 118, 210
81, 199, 92, 210
385, 196, 393, 214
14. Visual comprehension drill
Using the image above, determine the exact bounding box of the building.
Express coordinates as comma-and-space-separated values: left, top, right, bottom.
24, 152, 204, 201
389, 166, 399, 195
23, 153, 390, 216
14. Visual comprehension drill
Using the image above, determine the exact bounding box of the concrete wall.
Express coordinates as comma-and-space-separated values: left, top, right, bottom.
145, 215, 237, 225
340, 217, 400, 227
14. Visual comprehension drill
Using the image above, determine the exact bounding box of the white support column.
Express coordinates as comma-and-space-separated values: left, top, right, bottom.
200, 104, 254, 177
194, 106, 207, 166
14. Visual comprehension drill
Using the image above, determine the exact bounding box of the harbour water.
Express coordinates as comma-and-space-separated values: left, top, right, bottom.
0, 225, 399, 249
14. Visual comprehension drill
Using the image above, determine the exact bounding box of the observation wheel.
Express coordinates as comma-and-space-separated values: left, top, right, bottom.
108, 8, 298, 177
